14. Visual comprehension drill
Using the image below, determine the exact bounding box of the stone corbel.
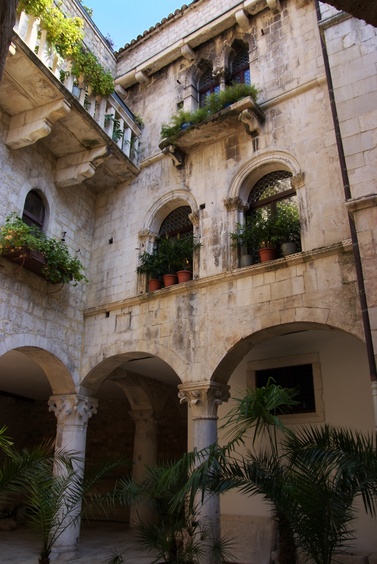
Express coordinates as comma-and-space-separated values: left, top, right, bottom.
135, 70, 150, 85
6, 99, 71, 150
266, 0, 282, 12
55, 145, 111, 187
181, 43, 196, 62
235, 9, 252, 31
162, 145, 185, 168
239, 106, 265, 136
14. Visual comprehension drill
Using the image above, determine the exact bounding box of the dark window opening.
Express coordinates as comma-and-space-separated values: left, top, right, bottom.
198, 67, 220, 107
22, 190, 45, 230
256, 363, 315, 414
230, 42, 250, 85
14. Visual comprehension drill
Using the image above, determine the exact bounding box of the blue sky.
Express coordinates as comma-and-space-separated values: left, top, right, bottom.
85, 1, 188, 50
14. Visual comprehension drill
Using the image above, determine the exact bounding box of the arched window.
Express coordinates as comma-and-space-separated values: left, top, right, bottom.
246, 170, 301, 259
198, 67, 220, 107
159, 206, 193, 238
22, 190, 45, 230
230, 42, 250, 85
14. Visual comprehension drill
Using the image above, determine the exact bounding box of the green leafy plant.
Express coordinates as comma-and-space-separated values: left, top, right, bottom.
137, 250, 165, 279
160, 83, 259, 141
104, 114, 124, 142
229, 220, 258, 251
0, 213, 88, 284
249, 209, 281, 250
156, 234, 202, 274
275, 201, 301, 244
17, 0, 114, 96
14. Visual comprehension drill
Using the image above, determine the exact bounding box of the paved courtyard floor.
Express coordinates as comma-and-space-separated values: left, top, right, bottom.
0, 520, 154, 563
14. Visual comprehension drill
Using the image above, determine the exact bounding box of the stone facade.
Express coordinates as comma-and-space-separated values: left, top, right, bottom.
0, 0, 376, 562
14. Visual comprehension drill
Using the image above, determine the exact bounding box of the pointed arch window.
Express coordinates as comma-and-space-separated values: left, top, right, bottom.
198, 67, 220, 107
230, 42, 250, 85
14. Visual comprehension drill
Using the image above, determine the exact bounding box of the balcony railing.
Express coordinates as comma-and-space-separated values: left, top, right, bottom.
13, 10, 140, 161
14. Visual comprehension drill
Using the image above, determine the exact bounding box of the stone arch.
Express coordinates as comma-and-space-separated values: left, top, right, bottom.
210, 321, 365, 385
141, 190, 199, 235
0, 334, 76, 394
81, 342, 186, 394
19, 177, 55, 234
228, 150, 303, 203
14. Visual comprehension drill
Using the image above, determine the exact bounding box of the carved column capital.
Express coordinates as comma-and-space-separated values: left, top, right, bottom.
224, 196, 249, 212
291, 172, 305, 190
178, 382, 230, 420
48, 394, 98, 427
188, 211, 200, 226
138, 229, 158, 243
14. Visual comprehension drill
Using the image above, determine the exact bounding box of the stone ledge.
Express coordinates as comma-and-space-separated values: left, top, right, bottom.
84, 239, 353, 318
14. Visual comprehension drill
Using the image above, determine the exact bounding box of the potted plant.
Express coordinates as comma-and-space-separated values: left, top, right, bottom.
250, 209, 281, 262
275, 202, 301, 256
156, 235, 180, 287
137, 250, 164, 291
229, 220, 257, 267
0, 214, 88, 285
174, 234, 202, 283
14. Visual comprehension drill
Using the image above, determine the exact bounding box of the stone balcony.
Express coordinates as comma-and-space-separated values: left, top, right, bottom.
0, 11, 141, 190
159, 96, 265, 167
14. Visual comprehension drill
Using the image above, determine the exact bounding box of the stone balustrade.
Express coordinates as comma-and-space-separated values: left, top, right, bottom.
14, 11, 140, 161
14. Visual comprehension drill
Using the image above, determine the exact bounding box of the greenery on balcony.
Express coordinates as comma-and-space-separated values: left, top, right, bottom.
0, 214, 88, 284
160, 83, 259, 142
17, 0, 114, 96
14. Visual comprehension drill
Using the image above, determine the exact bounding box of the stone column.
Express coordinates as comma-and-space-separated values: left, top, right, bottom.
178, 381, 230, 563
48, 394, 98, 561
128, 409, 158, 527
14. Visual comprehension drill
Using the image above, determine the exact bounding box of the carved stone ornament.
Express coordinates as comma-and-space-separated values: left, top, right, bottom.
48, 394, 98, 426
224, 196, 250, 212
291, 172, 305, 190
138, 229, 158, 243
178, 382, 230, 419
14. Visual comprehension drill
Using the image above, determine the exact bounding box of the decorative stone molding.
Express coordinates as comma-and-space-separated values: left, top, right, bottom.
224, 196, 250, 212
48, 394, 98, 426
188, 211, 200, 226
6, 99, 71, 150
291, 172, 305, 190
138, 229, 158, 243
162, 144, 185, 168
266, 0, 282, 12
239, 107, 264, 135
345, 194, 377, 213
178, 382, 230, 419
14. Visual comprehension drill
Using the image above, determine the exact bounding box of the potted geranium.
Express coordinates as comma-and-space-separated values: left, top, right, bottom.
0, 214, 87, 285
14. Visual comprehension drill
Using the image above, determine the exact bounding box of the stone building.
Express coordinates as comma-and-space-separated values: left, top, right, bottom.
0, 0, 376, 561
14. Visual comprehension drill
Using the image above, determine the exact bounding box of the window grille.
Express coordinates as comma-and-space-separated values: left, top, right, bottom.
231, 44, 250, 84
198, 68, 220, 107
159, 206, 192, 238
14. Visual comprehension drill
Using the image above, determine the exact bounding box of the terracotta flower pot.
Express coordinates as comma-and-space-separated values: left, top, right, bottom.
177, 270, 192, 283
163, 274, 178, 287
148, 279, 162, 291
258, 247, 277, 262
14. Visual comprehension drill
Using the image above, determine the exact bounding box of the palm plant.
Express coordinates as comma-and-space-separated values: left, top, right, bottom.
109, 460, 233, 563
0, 426, 128, 564
178, 385, 377, 564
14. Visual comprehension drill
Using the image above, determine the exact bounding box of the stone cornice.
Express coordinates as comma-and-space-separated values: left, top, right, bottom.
83, 239, 353, 318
